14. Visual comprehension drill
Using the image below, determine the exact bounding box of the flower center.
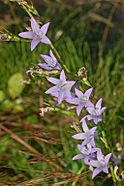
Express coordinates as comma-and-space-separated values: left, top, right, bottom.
91, 108, 101, 116
80, 95, 88, 104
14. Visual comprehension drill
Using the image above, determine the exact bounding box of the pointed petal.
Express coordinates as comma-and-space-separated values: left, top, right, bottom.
76, 105, 84, 116
82, 119, 89, 132
90, 138, 96, 147
58, 91, 65, 104
40, 22, 50, 35
102, 106, 107, 112
85, 100, 94, 108
72, 133, 85, 140
75, 88, 83, 98
31, 40, 40, 51
105, 153, 112, 164
31, 17, 39, 33
85, 88, 93, 98
60, 70, 66, 81
50, 50, 57, 62
72, 154, 85, 160
92, 168, 102, 179
67, 81, 75, 90
40, 54, 52, 64
56, 62, 62, 70
90, 160, 100, 167
103, 166, 109, 174
66, 97, 79, 105
18, 31, 33, 39
41, 36, 51, 45
46, 77, 60, 84
86, 107, 95, 114
97, 150, 103, 161
96, 98, 103, 109
38, 63, 52, 70
93, 116, 101, 124
45, 86, 58, 95
90, 127, 97, 134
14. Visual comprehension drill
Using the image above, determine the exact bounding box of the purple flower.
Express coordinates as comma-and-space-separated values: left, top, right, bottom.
72, 119, 97, 147
72, 143, 101, 166
89, 150, 112, 179
38, 50, 61, 70
81, 98, 106, 124
66, 88, 93, 115
18, 17, 51, 51
45, 70, 75, 104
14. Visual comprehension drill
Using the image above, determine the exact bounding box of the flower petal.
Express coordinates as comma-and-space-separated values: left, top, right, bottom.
40, 22, 50, 35
105, 153, 112, 164
76, 105, 84, 116
82, 119, 89, 132
18, 31, 33, 39
38, 63, 52, 70
72, 133, 85, 140
75, 88, 83, 98
96, 98, 103, 109
72, 154, 85, 160
50, 50, 57, 62
31, 39, 40, 51
41, 36, 51, 45
46, 77, 60, 84
40, 54, 52, 64
31, 17, 39, 33
60, 70, 66, 81
45, 86, 58, 95
92, 168, 102, 179
84, 88, 93, 98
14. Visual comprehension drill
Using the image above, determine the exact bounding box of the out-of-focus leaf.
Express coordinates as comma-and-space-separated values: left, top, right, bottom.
0, 90, 5, 102
8, 73, 24, 99
1, 99, 14, 111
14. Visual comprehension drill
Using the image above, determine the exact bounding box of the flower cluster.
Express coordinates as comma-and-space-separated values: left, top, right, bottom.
18, 17, 112, 179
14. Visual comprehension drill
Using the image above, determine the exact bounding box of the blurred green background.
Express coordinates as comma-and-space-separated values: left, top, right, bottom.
0, 0, 124, 185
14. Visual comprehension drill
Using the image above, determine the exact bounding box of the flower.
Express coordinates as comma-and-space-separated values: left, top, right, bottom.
18, 17, 51, 51
89, 150, 112, 179
81, 98, 106, 124
72, 143, 100, 165
66, 88, 93, 115
72, 119, 97, 147
45, 70, 75, 104
38, 50, 61, 70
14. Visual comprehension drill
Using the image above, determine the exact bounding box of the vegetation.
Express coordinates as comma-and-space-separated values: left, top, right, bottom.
0, 0, 124, 185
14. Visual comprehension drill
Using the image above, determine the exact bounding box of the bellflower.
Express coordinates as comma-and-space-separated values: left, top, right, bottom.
72, 143, 101, 165
81, 98, 106, 124
38, 50, 61, 70
72, 120, 97, 147
89, 150, 112, 179
66, 88, 93, 115
18, 17, 51, 51
45, 70, 75, 104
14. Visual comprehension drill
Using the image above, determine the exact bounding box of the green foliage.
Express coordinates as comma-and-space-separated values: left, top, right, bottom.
8, 72, 24, 99
0, 0, 124, 185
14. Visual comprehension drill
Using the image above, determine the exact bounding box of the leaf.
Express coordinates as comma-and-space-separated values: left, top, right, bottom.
0, 90, 5, 102
8, 73, 24, 99
1, 100, 14, 111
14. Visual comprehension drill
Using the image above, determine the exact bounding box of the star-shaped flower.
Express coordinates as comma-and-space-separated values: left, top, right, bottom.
72, 119, 97, 147
89, 150, 112, 179
45, 70, 75, 104
38, 50, 61, 70
66, 88, 93, 115
81, 98, 106, 124
18, 17, 51, 51
72, 143, 100, 166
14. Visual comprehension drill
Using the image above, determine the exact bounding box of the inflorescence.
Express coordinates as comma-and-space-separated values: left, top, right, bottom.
18, 17, 112, 179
